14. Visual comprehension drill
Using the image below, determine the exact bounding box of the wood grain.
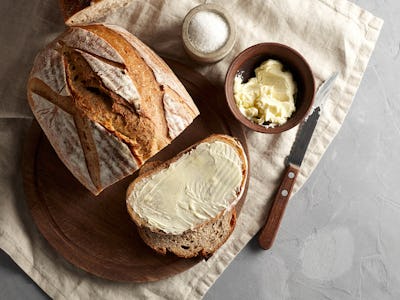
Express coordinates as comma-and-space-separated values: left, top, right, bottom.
258, 163, 299, 250
22, 59, 249, 282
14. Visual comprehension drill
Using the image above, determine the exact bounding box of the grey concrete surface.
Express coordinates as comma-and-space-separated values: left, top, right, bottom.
1, 0, 399, 299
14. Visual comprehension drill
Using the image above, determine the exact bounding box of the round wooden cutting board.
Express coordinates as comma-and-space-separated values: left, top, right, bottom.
22, 59, 249, 282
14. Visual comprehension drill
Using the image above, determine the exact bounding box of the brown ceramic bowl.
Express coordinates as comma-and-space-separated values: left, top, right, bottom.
225, 43, 315, 133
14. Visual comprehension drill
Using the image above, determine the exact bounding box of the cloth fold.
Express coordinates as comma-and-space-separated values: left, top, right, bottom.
0, 0, 382, 299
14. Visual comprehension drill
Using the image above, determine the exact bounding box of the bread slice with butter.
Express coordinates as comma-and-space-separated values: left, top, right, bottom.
126, 134, 248, 258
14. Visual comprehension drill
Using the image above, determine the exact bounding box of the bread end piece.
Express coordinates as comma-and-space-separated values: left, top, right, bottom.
60, 0, 131, 25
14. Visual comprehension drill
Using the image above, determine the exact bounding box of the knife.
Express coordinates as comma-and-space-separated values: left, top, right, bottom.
258, 73, 338, 250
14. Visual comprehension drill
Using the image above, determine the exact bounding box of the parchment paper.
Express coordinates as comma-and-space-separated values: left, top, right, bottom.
0, 0, 382, 299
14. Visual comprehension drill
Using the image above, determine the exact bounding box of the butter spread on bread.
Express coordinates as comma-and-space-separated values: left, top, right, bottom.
27, 24, 199, 195
129, 141, 243, 235
126, 134, 248, 258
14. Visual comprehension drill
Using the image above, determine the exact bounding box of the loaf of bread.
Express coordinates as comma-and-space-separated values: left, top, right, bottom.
126, 134, 248, 258
27, 23, 199, 195
60, 0, 131, 25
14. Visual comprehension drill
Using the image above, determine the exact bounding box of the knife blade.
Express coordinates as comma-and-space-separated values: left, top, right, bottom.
287, 72, 338, 166
258, 73, 338, 250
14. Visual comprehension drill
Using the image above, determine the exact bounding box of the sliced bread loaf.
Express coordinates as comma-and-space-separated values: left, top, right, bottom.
126, 134, 248, 258
27, 24, 199, 195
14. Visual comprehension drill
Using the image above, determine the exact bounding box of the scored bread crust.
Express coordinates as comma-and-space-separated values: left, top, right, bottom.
126, 134, 248, 258
60, 0, 132, 25
27, 24, 199, 195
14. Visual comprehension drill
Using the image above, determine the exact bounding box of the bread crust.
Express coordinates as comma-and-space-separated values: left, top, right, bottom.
60, 0, 91, 24
137, 209, 237, 258
126, 134, 248, 258
27, 24, 199, 195
60, 0, 132, 25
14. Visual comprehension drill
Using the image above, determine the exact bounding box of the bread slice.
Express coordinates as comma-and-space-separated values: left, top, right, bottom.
60, 0, 131, 25
126, 134, 248, 258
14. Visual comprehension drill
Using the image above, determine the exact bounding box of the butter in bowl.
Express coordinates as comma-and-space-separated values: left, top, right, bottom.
225, 43, 315, 133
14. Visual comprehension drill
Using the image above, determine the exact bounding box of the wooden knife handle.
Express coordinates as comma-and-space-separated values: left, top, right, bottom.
258, 163, 300, 250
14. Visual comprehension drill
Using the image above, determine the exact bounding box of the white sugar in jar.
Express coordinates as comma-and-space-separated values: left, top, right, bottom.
188, 11, 229, 53
182, 4, 236, 63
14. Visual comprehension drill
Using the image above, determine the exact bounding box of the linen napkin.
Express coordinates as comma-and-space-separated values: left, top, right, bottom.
0, 0, 382, 299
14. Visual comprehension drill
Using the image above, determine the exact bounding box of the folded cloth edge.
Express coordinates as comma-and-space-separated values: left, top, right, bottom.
0, 0, 384, 299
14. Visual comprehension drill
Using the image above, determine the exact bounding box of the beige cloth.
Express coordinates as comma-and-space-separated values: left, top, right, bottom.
0, 0, 382, 299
